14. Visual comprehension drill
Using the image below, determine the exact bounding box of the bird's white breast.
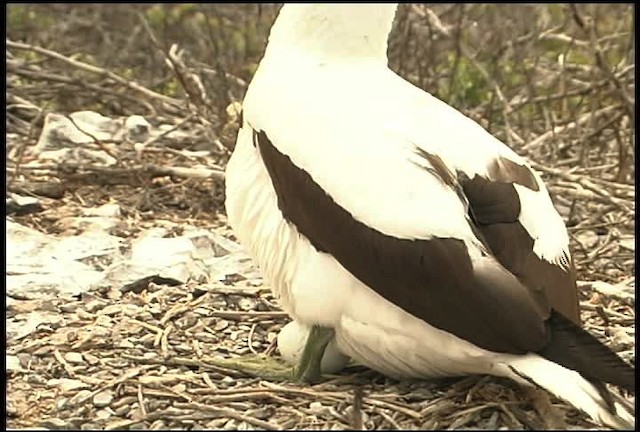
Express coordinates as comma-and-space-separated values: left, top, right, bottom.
226, 125, 353, 326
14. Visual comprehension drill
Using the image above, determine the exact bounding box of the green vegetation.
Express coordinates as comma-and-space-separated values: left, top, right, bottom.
440, 55, 489, 108
8, 5, 55, 33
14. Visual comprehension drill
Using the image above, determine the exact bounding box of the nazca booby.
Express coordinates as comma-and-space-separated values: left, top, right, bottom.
225, 4, 635, 428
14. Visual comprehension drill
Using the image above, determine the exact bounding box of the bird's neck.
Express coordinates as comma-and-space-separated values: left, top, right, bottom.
265, 4, 398, 64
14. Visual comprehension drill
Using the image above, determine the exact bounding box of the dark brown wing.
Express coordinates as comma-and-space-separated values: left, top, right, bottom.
414, 148, 579, 325
459, 167, 580, 325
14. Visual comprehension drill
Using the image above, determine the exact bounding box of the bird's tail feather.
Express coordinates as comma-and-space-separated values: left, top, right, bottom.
506, 354, 634, 429
540, 310, 635, 394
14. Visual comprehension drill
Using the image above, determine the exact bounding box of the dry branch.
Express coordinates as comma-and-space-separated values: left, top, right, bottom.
522, 105, 620, 152
7, 39, 182, 111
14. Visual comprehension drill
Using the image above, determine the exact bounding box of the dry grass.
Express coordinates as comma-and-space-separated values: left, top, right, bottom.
6, 4, 634, 430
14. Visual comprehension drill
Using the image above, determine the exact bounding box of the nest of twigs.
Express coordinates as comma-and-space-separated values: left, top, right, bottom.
6, 4, 634, 430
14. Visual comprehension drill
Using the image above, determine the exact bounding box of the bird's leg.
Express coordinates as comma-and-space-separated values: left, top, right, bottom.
201, 325, 336, 383
203, 353, 295, 382
293, 325, 335, 384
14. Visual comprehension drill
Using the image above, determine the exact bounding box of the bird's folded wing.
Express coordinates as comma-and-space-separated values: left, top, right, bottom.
253, 124, 565, 355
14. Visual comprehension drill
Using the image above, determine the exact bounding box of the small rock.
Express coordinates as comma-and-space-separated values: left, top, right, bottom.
575, 230, 599, 249
100, 305, 122, 316
149, 420, 166, 430
309, 401, 324, 414
64, 416, 85, 426
171, 383, 187, 393
146, 399, 169, 411
113, 405, 130, 417
93, 390, 114, 408
17, 352, 31, 368
27, 374, 48, 385
206, 419, 228, 429
56, 397, 69, 411
6, 299, 45, 314
40, 418, 68, 429
84, 353, 100, 365
98, 304, 122, 325
64, 352, 84, 364
193, 307, 211, 316
106, 418, 135, 430
83, 203, 121, 218
129, 403, 146, 421
223, 419, 237, 430
84, 299, 106, 313
6, 354, 24, 372
95, 408, 113, 420
610, 327, 634, 349
76, 308, 95, 320
175, 314, 197, 330
7, 193, 43, 215
120, 304, 142, 317
194, 331, 216, 342
118, 339, 135, 349
148, 306, 162, 316
619, 236, 634, 251
6, 403, 19, 418
214, 320, 229, 331
47, 378, 89, 392
81, 422, 101, 430
59, 303, 79, 313
69, 390, 93, 406
238, 298, 256, 311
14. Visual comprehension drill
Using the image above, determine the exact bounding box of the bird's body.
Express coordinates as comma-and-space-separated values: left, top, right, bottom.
225, 4, 634, 428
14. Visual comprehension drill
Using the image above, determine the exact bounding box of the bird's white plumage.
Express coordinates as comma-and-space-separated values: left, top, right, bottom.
225, 4, 631, 428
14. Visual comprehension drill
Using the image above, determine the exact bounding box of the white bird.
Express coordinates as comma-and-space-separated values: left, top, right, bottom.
225, 4, 634, 429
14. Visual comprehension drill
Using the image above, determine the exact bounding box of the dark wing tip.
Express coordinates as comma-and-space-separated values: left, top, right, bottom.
540, 310, 635, 394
